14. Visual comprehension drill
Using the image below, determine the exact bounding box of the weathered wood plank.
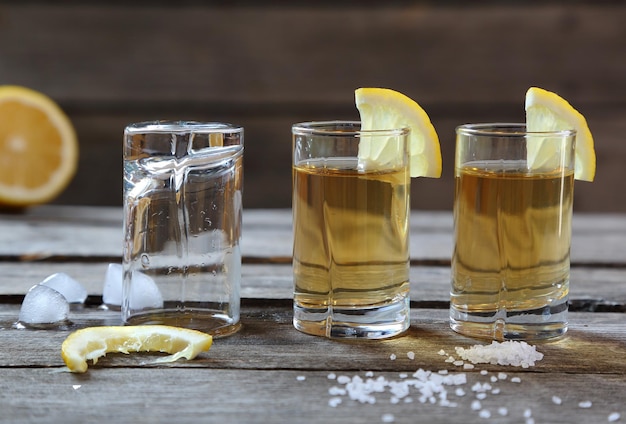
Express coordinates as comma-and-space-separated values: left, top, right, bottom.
1, 4, 625, 211
2, 4, 624, 105
1, 306, 625, 375
1, 208, 626, 264
1, 263, 625, 308
1, 367, 624, 424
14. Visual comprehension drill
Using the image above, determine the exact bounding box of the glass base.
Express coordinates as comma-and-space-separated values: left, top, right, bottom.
125, 310, 241, 338
449, 302, 568, 341
293, 295, 410, 339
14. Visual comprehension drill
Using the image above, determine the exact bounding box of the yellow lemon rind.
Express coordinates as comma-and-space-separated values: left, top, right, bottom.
355, 87, 442, 178
0, 85, 78, 207
61, 325, 213, 373
525, 86, 596, 182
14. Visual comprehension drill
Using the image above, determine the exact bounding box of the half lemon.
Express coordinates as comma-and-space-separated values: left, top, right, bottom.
0, 85, 78, 207
61, 325, 213, 373
355, 88, 442, 178
525, 86, 596, 182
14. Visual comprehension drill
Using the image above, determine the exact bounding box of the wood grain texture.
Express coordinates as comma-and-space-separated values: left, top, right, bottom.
0, 306, 624, 423
0, 3, 624, 211
0, 206, 625, 423
2, 207, 626, 264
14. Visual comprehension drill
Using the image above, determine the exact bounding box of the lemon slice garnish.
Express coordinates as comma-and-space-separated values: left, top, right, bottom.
525, 86, 596, 181
0, 85, 78, 207
355, 88, 442, 178
61, 325, 213, 373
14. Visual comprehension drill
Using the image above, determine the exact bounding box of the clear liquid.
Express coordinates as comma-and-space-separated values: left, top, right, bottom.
292, 158, 410, 338
123, 147, 242, 336
451, 161, 573, 340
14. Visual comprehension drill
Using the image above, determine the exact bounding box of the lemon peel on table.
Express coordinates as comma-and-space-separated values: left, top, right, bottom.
61, 325, 213, 373
0, 85, 78, 207
525, 86, 596, 182
355, 87, 442, 178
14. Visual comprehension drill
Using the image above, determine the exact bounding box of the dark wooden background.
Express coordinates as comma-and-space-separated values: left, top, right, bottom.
1, 1, 624, 212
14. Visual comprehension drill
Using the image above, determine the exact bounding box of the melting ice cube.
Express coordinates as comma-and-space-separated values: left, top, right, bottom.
103, 263, 124, 307
18, 284, 69, 325
103, 263, 163, 310
41, 272, 87, 304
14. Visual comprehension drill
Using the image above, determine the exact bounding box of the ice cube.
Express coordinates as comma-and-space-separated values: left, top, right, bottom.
103, 263, 163, 310
128, 270, 163, 310
18, 284, 69, 325
41, 272, 87, 304
103, 263, 123, 307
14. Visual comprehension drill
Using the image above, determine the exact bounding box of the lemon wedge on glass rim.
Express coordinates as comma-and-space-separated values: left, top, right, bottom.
355, 88, 442, 178
61, 325, 213, 373
525, 86, 596, 182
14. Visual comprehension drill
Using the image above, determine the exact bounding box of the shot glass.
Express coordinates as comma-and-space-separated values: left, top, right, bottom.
292, 121, 411, 339
122, 121, 243, 337
451, 123, 576, 341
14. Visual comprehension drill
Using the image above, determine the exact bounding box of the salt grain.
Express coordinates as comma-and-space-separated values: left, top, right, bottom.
296, 375, 306, 381
476, 393, 487, 400
438, 349, 446, 356
511, 377, 522, 383
327, 373, 336, 380
328, 397, 342, 407
608, 412, 621, 422
498, 372, 508, 380
480, 370, 488, 376
498, 407, 508, 416
479, 409, 491, 419
524, 409, 532, 418
329, 387, 346, 396
337, 376, 351, 384
552, 395, 562, 405
389, 354, 397, 361
471, 400, 482, 411
407, 351, 415, 360
382, 413, 395, 423
578, 400, 593, 409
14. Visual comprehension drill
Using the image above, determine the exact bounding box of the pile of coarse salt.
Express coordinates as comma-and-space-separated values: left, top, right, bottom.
304, 341, 622, 423
454, 340, 544, 368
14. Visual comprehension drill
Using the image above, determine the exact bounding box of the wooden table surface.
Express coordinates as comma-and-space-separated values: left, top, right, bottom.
1, 206, 624, 424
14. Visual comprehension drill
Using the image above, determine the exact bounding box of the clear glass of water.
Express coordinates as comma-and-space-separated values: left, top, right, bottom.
122, 121, 243, 337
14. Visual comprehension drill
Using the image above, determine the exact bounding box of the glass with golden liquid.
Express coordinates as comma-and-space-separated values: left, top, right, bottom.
451, 123, 576, 341
292, 121, 410, 339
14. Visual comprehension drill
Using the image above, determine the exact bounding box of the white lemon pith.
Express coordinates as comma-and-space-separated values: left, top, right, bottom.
61, 325, 213, 373
525, 87, 596, 182
355, 88, 442, 178
0, 85, 78, 207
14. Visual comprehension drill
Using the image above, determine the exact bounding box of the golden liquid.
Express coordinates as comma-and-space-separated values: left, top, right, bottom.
293, 159, 410, 312
451, 162, 573, 317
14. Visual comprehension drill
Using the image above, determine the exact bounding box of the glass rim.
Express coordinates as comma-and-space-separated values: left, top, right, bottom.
124, 120, 243, 135
456, 123, 576, 137
292, 120, 410, 137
